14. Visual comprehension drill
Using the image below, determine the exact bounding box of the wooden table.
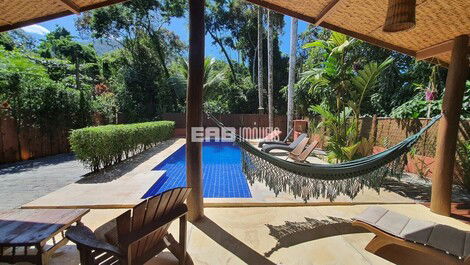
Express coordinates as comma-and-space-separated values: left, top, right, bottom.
0, 208, 89, 265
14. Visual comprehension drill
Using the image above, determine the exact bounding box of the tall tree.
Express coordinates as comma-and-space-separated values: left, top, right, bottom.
287, 18, 298, 134
257, 7, 264, 114
267, 10, 274, 128
76, 0, 186, 120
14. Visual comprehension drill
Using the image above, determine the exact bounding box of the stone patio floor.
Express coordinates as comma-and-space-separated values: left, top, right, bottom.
35, 204, 470, 265
0, 153, 89, 210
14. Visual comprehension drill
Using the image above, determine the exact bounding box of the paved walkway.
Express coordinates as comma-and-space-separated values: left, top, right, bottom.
0, 154, 88, 210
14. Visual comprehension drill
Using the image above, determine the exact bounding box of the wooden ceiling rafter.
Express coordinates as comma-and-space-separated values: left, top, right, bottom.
58, 0, 81, 14
416, 37, 470, 61
314, 0, 344, 26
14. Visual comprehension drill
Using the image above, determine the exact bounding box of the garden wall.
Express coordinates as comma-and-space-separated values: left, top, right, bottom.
0, 116, 70, 164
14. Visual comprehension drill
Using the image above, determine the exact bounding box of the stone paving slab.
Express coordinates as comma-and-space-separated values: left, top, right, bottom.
42, 204, 470, 265
0, 154, 88, 210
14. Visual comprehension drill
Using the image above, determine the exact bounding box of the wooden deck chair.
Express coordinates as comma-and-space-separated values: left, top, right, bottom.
66, 187, 192, 265
289, 140, 319, 162
352, 206, 470, 265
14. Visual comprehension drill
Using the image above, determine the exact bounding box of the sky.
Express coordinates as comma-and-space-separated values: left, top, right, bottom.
25, 12, 309, 60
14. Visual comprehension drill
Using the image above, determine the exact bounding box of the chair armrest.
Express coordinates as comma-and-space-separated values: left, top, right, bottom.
66, 225, 123, 257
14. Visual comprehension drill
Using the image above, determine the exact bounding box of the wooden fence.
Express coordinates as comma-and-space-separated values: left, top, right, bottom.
0, 116, 69, 164
161, 113, 288, 139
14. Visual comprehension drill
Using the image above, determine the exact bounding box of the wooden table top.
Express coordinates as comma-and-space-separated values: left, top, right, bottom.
0, 209, 89, 245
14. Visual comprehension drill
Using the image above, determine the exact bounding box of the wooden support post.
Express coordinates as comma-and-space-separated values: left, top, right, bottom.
430, 35, 469, 216
186, 0, 205, 221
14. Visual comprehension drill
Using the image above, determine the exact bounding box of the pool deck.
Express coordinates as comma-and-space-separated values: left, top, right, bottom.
36, 204, 470, 265
22, 138, 416, 209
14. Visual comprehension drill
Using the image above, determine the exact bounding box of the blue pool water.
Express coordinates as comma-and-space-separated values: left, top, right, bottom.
143, 142, 252, 198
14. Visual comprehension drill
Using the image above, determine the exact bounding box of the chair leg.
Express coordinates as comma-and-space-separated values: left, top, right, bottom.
77, 246, 95, 265
165, 234, 193, 265
179, 215, 187, 265
365, 236, 391, 254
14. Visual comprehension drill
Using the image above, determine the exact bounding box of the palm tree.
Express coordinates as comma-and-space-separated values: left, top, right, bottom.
287, 18, 298, 134
168, 57, 225, 103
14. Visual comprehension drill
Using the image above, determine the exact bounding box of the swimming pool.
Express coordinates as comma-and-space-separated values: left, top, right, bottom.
143, 141, 252, 198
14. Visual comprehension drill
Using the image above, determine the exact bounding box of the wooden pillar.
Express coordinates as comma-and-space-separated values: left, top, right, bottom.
430, 35, 469, 216
186, 0, 205, 221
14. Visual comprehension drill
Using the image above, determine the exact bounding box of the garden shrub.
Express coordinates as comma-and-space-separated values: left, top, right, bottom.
70, 121, 174, 171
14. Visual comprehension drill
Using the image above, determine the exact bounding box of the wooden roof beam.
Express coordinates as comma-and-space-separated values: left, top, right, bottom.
416, 37, 470, 61
314, 0, 344, 26
58, 0, 81, 14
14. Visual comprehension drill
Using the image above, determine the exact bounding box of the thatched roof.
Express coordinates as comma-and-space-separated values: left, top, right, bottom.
1, 0, 468, 66
0, 0, 127, 32
247, 0, 470, 66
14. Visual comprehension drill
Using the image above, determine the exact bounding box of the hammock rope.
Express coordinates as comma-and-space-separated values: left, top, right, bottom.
206, 112, 441, 201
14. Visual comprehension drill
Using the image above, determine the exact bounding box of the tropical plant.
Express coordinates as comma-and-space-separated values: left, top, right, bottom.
348, 57, 393, 132
300, 32, 357, 113
301, 32, 392, 162
310, 105, 357, 162
456, 140, 470, 192
168, 57, 226, 102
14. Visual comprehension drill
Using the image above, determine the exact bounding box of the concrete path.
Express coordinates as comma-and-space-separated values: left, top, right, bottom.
0, 154, 89, 210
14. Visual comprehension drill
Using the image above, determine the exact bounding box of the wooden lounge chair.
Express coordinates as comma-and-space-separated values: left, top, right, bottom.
66, 187, 192, 265
352, 206, 470, 265
258, 128, 293, 147
262, 133, 308, 153
288, 140, 319, 162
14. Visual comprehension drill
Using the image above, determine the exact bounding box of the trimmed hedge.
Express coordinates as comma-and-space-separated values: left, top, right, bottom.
70, 121, 174, 171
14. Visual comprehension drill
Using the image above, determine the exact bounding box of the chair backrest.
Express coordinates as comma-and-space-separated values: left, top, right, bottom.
282, 128, 294, 143
288, 133, 307, 149
289, 137, 309, 157
297, 140, 319, 161
115, 187, 191, 264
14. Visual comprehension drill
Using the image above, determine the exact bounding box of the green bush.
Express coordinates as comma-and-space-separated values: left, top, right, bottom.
457, 140, 470, 192
70, 121, 174, 171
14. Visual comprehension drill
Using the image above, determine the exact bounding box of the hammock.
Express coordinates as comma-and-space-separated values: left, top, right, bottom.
207, 113, 441, 201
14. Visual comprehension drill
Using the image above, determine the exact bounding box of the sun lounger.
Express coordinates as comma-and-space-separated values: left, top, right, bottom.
262, 133, 307, 153
289, 140, 319, 162
258, 128, 293, 147
353, 206, 470, 265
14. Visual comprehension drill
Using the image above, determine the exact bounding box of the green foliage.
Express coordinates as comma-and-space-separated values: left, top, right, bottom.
70, 121, 174, 171
457, 140, 470, 192
0, 47, 84, 129
390, 94, 442, 119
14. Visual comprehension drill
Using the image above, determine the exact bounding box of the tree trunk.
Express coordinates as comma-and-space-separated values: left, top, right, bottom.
207, 29, 238, 83
267, 10, 274, 128
287, 17, 298, 134
257, 7, 264, 114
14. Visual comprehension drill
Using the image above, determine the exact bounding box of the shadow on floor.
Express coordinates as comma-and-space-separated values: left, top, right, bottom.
193, 216, 277, 265
264, 216, 366, 257
0, 153, 78, 174
382, 178, 432, 202
77, 139, 178, 184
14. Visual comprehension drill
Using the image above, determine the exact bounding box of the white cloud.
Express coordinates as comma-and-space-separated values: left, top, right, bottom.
21, 24, 50, 36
